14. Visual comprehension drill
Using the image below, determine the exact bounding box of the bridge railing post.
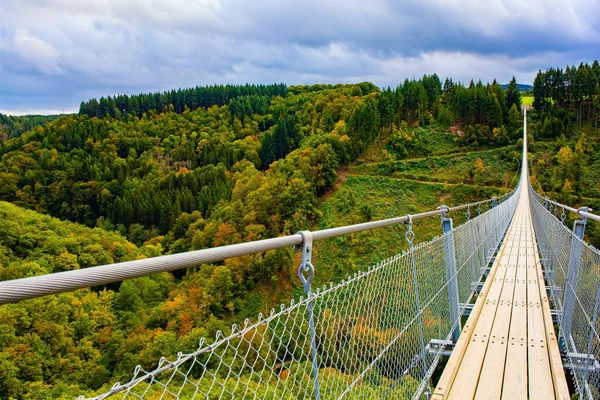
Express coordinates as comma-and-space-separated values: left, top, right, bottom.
440, 206, 461, 343
476, 219, 484, 281
560, 208, 588, 352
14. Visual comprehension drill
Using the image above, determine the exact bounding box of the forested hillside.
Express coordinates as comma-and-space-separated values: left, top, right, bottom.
0, 77, 524, 398
529, 60, 600, 247
0, 113, 61, 141
0, 201, 157, 398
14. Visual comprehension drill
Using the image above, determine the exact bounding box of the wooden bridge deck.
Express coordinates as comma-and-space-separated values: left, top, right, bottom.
432, 187, 570, 399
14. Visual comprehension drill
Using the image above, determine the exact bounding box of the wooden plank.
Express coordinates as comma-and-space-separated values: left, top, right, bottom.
502, 340, 528, 399
433, 273, 504, 395
501, 198, 529, 399
451, 201, 523, 399
508, 224, 528, 344
528, 342, 555, 399
502, 201, 529, 399
472, 269, 516, 397
476, 302, 514, 397
507, 302, 527, 343
447, 267, 510, 398
475, 213, 523, 399
474, 340, 509, 399
447, 339, 489, 399
527, 293, 554, 399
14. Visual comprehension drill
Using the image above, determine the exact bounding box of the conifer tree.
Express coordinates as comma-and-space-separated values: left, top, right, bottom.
506, 76, 522, 111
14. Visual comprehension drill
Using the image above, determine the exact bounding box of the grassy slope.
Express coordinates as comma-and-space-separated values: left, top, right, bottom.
312, 175, 507, 286
351, 146, 520, 186
311, 126, 520, 287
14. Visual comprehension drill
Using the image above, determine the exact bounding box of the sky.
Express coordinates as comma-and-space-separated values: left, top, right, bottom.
1, 0, 599, 115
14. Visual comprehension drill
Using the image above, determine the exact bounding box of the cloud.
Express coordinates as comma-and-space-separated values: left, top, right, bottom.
0, 0, 599, 114
12, 29, 63, 75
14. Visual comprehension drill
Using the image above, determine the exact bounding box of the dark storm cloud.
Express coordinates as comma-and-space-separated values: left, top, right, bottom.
1, 0, 599, 114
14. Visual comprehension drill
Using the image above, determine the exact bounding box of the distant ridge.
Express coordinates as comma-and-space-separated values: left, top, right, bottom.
501, 83, 533, 91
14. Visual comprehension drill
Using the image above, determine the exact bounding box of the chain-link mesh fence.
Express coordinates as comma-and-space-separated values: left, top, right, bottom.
83, 192, 518, 400
530, 189, 600, 399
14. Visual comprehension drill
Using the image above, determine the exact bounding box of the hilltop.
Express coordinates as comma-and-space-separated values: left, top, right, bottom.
501, 83, 533, 91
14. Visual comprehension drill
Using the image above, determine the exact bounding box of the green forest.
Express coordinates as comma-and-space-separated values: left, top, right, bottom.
529, 60, 600, 245
0, 114, 62, 141
0, 60, 599, 398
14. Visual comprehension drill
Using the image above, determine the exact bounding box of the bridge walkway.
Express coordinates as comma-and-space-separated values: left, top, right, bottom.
432, 182, 570, 399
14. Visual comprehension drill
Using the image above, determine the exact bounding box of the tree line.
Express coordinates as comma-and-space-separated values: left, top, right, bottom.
78, 83, 287, 119
0, 113, 61, 141
532, 60, 600, 126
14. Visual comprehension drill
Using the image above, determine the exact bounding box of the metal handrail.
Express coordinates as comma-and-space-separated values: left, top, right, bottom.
531, 190, 599, 223
0, 192, 514, 305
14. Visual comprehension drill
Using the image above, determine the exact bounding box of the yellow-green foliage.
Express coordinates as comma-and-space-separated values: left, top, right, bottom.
522, 96, 534, 106
0, 201, 146, 280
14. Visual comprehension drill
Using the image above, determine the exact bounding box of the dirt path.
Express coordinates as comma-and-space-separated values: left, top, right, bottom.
320, 165, 350, 201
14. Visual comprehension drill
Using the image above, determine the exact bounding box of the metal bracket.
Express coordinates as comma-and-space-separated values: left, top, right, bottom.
575, 207, 589, 239
426, 339, 454, 357
296, 231, 314, 294
551, 309, 562, 324
460, 303, 474, 317
405, 214, 415, 248
546, 286, 562, 296
295, 230, 320, 399
439, 206, 451, 233
564, 353, 600, 372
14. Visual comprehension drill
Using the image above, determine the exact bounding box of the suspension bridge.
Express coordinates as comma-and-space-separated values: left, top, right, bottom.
432, 128, 568, 398
1, 109, 599, 399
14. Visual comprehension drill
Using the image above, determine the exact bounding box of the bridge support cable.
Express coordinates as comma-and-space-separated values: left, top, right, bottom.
0, 196, 511, 306
296, 231, 321, 400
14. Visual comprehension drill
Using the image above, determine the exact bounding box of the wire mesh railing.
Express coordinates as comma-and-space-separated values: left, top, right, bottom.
81, 189, 519, 400
530, 188, 600, 400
